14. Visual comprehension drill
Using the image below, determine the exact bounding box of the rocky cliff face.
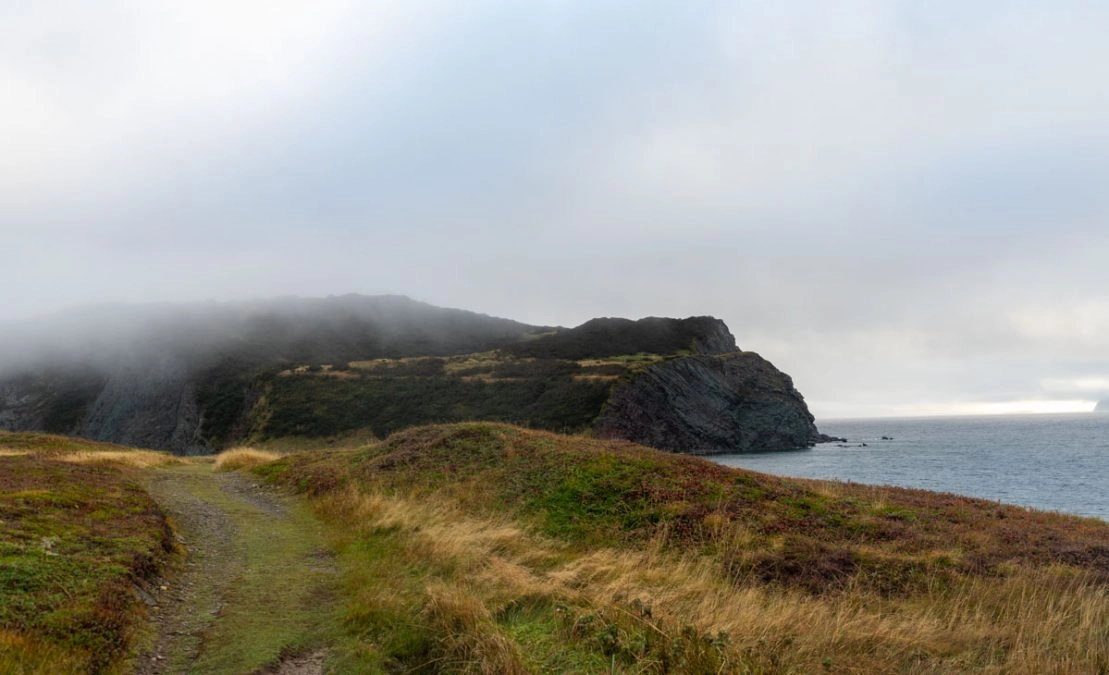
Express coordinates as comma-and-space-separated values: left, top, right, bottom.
79, 360, 207, 455
0, 362, 207, 454
593, 351, 823, 454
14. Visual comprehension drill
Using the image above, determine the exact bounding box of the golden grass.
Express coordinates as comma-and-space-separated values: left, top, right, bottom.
56, 449, 182, 469
313, 481, 1109, 674
0, 630, 86, 675
423, 583, 530, 674
260, 424, 1109, 672
0, 449, 28, 457
571, 374, 621, 382
214, 447, 283, 471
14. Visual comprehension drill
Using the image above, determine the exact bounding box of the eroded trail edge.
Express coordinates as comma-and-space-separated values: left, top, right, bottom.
136, 464, 338, 674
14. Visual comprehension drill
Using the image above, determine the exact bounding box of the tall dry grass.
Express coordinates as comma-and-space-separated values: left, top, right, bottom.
423, 583, 530, 675
56, 450, 182, 469
0, 630, 86, 675
317, 486, 1109, 673
214, 447, 283, 472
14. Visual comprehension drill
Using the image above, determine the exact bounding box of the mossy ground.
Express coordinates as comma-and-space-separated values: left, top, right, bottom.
0, 432, 173, 674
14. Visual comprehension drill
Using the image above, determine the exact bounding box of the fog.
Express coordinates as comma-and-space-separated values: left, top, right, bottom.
0, 295, 536, 380
4, 2, 1109, 418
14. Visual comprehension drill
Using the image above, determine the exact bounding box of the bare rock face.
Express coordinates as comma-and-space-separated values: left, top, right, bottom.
0, 381, 40, 431
0, 369, 107, 435
80, 359, 208, 455
593, 352, 822, 454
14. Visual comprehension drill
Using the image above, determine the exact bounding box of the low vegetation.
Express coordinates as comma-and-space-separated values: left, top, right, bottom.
213, 447, 283, 472
258, 423, 1109, 673
0, 432, 174, 673
57, 450, 183, 470
256, 356, 614, 440
5, 423, 1107, 672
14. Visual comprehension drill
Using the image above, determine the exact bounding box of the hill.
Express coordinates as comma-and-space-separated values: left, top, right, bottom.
0, 296, 827, 455
256, 423, 1109, 673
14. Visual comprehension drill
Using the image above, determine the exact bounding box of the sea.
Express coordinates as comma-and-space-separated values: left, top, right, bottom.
711, 413, 1109, 522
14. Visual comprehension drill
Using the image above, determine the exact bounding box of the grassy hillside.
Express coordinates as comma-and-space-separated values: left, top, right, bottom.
244, 352, 660, 441
7, 422, 1105, 672
259, 423, 1109, 673
0, 432, 176, 673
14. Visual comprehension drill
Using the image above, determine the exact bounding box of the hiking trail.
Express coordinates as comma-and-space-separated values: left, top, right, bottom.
135, 464, 339, 674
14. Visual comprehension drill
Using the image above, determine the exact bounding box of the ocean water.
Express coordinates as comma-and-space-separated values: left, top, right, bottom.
711, 413, 1109, 522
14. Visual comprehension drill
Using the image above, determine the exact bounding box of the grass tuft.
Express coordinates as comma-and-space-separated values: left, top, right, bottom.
57, 450, 182, 469
214, 447, 283, 472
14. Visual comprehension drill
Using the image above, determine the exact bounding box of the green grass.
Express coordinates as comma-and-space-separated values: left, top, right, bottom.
0, 434, 173, 674
207, 347, 686, 447
151, 463, 350, 673
257, 367, 613, 440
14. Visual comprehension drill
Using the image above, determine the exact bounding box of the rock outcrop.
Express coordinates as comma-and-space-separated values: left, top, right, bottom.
80, 359, 208, 455
593, 351, 823, 454
510, 316, 737, 359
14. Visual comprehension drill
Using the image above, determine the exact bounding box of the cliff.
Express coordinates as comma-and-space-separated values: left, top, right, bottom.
593, 352, 823, 453
0, 296, 827, 455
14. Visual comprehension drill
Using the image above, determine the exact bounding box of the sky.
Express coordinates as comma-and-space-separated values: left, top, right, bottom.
4, 1, 1109, 419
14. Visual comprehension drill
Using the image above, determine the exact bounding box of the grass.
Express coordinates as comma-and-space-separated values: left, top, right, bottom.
257, 364, 612, 440
57, 450, 184, 470
213, 447, 283, 471
149, 463, 351, 673
7, 424, 1108, 672
247, 349, 664, 444
258, 422, 1109, 673
0, 432, 174, 674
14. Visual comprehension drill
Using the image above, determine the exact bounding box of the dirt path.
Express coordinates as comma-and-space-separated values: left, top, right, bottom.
135, 464, 339, 674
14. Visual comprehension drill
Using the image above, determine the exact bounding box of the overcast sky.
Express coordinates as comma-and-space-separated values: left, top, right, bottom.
4, 1, 1109, 419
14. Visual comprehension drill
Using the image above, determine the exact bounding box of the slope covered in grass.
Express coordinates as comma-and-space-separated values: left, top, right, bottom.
260, 423, 1109, 673
0, 432, 174, 673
